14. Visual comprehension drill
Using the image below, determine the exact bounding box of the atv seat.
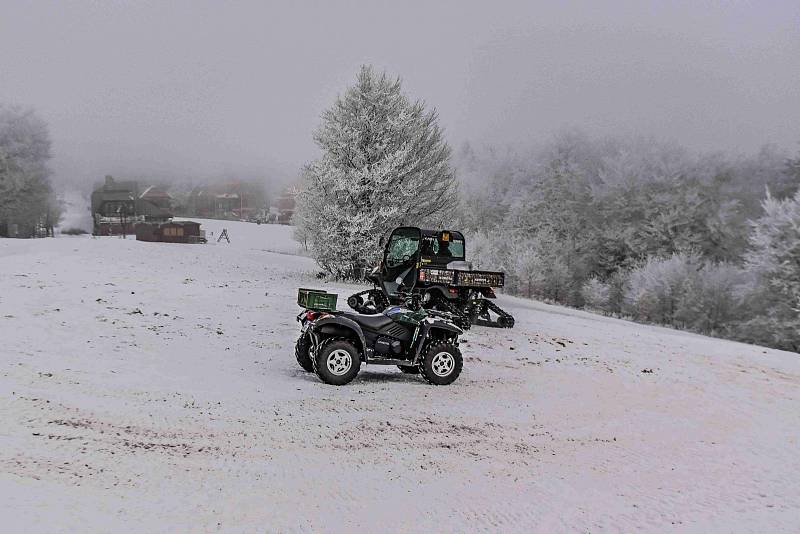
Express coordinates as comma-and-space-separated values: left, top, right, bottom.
342, 312, 394, 331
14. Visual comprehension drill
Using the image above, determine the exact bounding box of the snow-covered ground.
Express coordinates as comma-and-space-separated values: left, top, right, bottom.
1, 219, 798, 532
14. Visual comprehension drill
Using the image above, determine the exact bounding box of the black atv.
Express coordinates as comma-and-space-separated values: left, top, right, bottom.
347, 227, 515, 329
295, 289, 463, 386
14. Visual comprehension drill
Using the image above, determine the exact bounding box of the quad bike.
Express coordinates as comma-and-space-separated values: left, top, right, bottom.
295, 288, 464, 386
347, 227, 515, 330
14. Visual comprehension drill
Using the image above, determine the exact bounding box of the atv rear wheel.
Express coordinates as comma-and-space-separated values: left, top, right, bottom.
420, 342, 463, 385
314, 339, 361, 386
294, 333, 314, 372
397, 364, 419, 374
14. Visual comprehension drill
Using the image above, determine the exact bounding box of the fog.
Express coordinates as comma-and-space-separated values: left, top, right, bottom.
1, 0, 798, 189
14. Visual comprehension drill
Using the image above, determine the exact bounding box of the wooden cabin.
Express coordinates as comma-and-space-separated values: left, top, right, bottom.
92, 176, 173, 235
135, 221, 205, 244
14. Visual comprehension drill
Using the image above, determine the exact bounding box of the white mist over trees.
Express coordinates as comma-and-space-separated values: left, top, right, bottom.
0, 105, 61, 237
458, 134, 800, 352
294, 66, 458, 279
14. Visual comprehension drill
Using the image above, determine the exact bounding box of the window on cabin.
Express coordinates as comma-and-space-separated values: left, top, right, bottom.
164, 227, 182, 237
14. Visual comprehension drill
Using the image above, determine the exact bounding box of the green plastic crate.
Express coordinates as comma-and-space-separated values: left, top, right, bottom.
297, 288, 338, 311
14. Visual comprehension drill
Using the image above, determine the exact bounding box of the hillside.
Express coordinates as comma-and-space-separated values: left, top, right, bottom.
1, 220, 798, 532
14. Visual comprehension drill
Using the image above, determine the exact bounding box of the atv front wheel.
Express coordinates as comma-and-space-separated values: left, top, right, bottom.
314, 339, 361, 386
397, 365, 419, 374
295, 333, 314, 372
420, 342, 463, 385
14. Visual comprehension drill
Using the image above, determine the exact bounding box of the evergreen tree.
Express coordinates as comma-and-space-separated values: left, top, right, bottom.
295, 66, 458, 278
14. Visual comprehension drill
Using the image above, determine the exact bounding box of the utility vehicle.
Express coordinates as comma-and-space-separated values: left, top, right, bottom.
347, 227, 514, 329
295, 288, 463, 386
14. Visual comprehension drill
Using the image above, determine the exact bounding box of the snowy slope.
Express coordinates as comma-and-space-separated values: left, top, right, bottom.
1, 221, 798, 533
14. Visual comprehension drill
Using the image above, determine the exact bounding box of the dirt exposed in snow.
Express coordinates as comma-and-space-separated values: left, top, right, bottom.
1, 220, 798, 532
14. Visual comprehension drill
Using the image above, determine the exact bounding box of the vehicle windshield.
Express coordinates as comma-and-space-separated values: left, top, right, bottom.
385, 229, 420, 266
420, 236, 465, 260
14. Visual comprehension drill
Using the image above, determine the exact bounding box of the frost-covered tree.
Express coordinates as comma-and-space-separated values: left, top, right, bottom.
676, 261, 743, 334
619, 253, 744, 333
736, 191, 800, 351
582, 277, 612, 313
0, 105, 57, 237
295, 66, 458, 278
622, 253, 696, 326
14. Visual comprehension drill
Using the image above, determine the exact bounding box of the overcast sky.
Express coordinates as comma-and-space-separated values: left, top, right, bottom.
1, 0, 798, 188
